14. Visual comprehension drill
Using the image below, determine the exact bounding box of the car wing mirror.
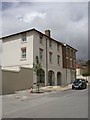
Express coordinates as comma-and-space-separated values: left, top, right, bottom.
86, 80, 88, 83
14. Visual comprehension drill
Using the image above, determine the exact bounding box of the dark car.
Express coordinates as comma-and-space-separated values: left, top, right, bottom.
72, 79, 87, 90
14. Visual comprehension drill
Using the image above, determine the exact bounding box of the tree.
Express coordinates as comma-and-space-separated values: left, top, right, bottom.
82, 72, 90, 81
33, 56, 42, 93
86, 60, 90, 74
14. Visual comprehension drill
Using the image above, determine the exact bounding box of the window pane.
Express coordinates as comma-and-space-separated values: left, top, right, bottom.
57, 55, 60, 64
21, 33, 26, 42
49, 40, 52, 47
57, 44, 60, 51
21, 48, 26, 59
39, 49, 43, 60
39, 34, 43, 44
49, 52, 52, 63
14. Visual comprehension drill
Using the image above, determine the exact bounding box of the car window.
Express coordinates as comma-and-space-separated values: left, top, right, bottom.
73, 79, 84, 83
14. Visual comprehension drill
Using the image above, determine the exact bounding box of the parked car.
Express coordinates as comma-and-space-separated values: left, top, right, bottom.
72, 79, 87, 90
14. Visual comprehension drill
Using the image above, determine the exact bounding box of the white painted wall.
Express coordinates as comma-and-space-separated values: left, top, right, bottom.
76, 75, 90, 82
2, 33, 33, 69
76, 68, 81, 75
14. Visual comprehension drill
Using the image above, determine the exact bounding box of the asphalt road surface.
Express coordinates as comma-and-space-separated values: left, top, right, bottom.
2, 87, 88, 118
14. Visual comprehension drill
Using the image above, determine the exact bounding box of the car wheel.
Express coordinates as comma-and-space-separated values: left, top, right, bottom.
85, 84, 87, 89
72, 86, 75, 90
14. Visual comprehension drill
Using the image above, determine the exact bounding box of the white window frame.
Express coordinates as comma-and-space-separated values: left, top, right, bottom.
57, 55, 60, 65
49, 52, 52, 63
21, 47, 26, 60
70, 58, 73, 68
39, 34, 43, 44
57, 43, 60, 51
49, 40, 52, 48
21, 33, 27, 43
39, 48, 43, 60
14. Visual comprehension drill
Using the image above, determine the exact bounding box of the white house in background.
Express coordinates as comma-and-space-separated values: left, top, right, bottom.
1, 28, 77, 87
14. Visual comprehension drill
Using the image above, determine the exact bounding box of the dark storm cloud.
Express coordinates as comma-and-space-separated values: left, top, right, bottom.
2, 2, 13, 10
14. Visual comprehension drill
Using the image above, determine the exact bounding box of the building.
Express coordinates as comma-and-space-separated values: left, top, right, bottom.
62, 44, 77, 84
76, 63, 88, 76
76, 63, 90, 83
1, 28, 77, 91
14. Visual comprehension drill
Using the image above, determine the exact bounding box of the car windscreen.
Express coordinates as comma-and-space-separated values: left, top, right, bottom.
73, 79, 83, 83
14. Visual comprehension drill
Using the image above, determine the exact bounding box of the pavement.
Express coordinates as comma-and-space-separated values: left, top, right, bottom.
39, 84, 72, 92
16, 84, 72, 94
11, 85, 72, 96
2, 83, 89, 100
1, 84, 72, 101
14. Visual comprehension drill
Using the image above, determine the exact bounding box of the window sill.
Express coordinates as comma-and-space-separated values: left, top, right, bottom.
20, 58, 26, 61
21, 41, 27, 44
40, 43, 43, 45
58, 64, 60, 66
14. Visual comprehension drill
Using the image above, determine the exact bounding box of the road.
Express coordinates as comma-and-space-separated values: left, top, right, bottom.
2, 87, 88, 118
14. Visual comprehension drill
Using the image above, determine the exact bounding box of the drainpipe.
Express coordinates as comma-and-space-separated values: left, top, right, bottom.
45, 38, 48, 86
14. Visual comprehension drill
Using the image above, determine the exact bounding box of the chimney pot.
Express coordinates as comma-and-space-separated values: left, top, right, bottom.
45, 30, 51, 37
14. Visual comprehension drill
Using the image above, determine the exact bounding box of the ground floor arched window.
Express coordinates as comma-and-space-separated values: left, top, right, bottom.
37, 69, 45, 86
48, 70, 55, 86
57, 72, 62, 86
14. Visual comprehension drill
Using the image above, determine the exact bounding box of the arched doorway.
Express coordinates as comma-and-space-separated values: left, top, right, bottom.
37, 69, 45, 86
48, 70, 55, 86
57, 72, 62, 86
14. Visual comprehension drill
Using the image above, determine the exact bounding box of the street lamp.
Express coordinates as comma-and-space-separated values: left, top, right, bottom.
64, 43, 67, 85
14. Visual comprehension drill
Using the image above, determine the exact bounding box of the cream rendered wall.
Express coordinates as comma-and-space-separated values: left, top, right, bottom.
62, 68, 76, 85
62, 69, 71, 85
47, 39, 63, 85
33, 31, 47, 84
2, 34, 33, 69
33, 31, 63, 86
33, 31, 46, 68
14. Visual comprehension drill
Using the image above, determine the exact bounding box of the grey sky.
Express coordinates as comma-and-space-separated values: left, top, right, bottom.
0, 1, 88, 65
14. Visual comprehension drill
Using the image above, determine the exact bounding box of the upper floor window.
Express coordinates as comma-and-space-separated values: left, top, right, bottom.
70, 48, 73, 56
57, 55, 60, 65
70, 48, 71, 55
74, 60, 76, 68
49, 39, 52, 48
39, 34, 43, 44
21, 33, 27, 43
49, 52, 52, 63
66, 46, 70, 55
70, 58, 73, 68
39, 48, 43, 60
57, 43, 60, 51
21, 47, 26, 59
66, 46, 68, 54
66, 57, 69, 67
73, 51, 76, 58
71, 49, 73, 56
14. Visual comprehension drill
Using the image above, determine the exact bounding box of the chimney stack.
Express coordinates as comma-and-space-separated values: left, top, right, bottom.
45, 30, 51, 37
